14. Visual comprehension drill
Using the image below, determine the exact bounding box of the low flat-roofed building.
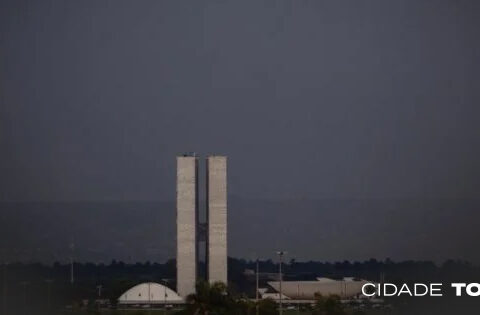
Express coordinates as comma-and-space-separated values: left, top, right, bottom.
267, 277, 371, 300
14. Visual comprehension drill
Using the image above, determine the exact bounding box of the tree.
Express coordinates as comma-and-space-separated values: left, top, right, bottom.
186, 281, 230, 315
313, 294, 345, 315
256, 298, 277, 315
234, 298, 256, 315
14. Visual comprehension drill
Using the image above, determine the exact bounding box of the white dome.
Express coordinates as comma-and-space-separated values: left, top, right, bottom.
118, 282, 183, 304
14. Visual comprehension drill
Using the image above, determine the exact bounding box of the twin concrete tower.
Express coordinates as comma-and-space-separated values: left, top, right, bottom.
176, 153, 227, 298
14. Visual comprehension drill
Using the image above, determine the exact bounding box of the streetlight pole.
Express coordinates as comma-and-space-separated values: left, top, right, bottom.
297, 284, 300, 315
276, 251, 286, 315
162, 279, 169, 315
70, 256, 74, 284
20, 281, 29, 315
96, 285, 103, 298
69, 241, 75, 285
45, 279, 53, 313
2, 262, 7, 315
256, 259, 259, 315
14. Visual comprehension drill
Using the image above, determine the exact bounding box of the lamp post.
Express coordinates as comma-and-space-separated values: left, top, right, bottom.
297, 284, 300, 315
2, 262, 7, 315
69, 241, 75, 285
276, 251, 287, 315
162, 279, 169, 315
96, 285, 103, 298
256, 259, 259, 315
46, 279, 53, 313
19, 281, 29, 315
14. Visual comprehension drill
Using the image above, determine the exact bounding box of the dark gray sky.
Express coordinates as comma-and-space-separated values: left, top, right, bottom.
1, 0, 480, 263
1, 0, 479, 202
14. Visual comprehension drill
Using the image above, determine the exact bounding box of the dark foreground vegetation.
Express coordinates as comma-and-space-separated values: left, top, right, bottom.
1, 258, 479, 315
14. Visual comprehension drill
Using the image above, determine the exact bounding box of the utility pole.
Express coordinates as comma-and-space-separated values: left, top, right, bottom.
46, 279, 53, 313
148, 282, 151, 303
162, 279, 169, 315
20, 281, 29, 315
256, 259, 259, 315
70, 257, 74, 284
297, 284, 300, 315
96, 285, 103, 298
2, 262, 7, 315
70, 241, 75, 284
276, 251, 286, 315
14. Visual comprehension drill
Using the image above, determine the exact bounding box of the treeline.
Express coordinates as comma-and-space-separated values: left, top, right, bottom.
0, 258, 479, 314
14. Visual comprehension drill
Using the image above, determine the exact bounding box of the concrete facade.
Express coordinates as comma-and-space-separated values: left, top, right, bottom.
176, 155, 198, 298
118, 282, 183, 304
206, 156, 228, 285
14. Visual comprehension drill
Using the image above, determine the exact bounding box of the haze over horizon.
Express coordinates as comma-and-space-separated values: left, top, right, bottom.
1, 198, 479, 264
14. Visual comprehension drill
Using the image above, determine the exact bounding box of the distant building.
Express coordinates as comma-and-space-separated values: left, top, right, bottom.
176, 154, 199, 298
118, 282, 183, 305
206, 155, 228, 285
176, 153, 228, 298
266, 277, 371, 300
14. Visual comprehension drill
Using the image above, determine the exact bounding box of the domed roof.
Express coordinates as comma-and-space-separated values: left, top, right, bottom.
118, 282, 183, 304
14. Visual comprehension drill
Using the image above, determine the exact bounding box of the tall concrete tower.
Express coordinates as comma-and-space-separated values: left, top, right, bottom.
176, 154, 227, 298
206, 155, 228, 285
176, 154, 198, 298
